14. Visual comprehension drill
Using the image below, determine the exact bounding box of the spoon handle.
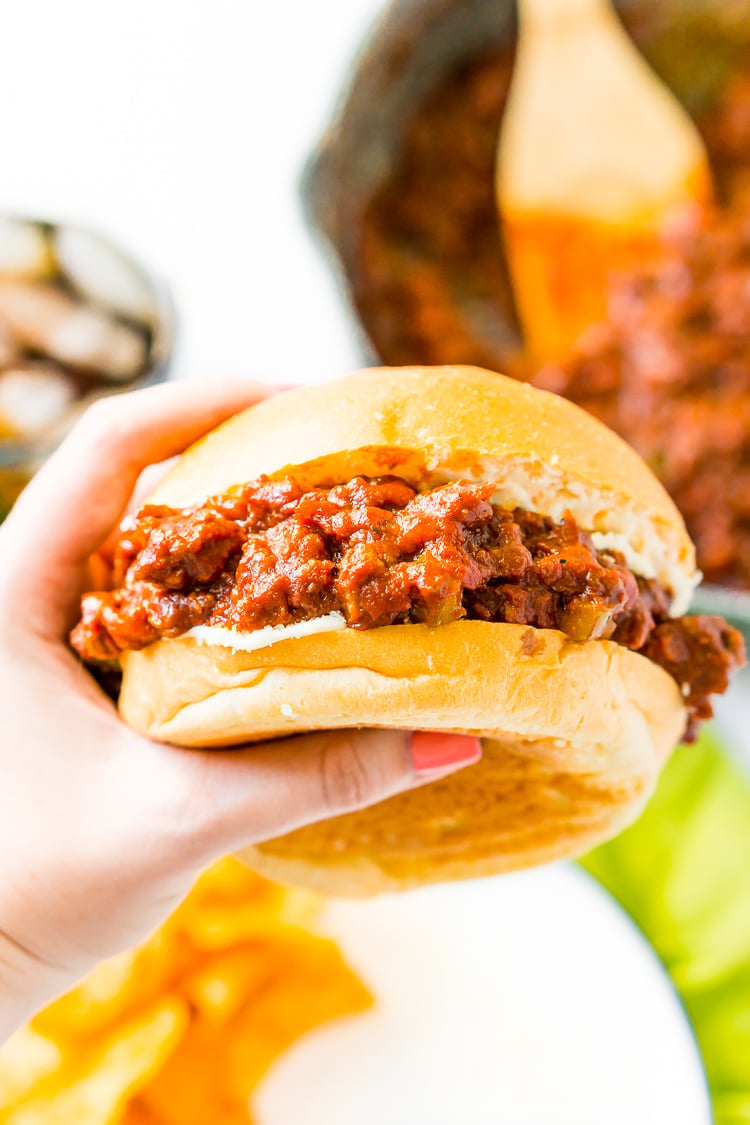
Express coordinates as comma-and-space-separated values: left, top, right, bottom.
518, 0, 618, 28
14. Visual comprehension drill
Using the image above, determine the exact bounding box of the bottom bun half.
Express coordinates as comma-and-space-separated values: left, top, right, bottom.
119, 621, 685, 895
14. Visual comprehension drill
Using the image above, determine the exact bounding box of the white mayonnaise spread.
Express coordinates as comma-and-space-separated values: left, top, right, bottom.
185, 612, 347, 653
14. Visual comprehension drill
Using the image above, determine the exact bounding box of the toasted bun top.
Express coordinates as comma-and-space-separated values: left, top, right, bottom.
152, 366, 697, 611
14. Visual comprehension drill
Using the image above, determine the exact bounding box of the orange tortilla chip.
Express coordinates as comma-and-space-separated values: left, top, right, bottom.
180, 947, 282, 1024
1, 999, 188, 1125
223, 953, 372, 1100
0, 1028, 64, 1112
137, 1020, 243, 1125
32, 928, 192, 1045
120, 1097, 165, 1125
172, 861, 285, 923
0, 860, 370, 1125
166, 859, 317, 951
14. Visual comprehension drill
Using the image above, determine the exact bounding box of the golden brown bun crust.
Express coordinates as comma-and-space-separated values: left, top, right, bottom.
149, 365, 695, 603
120, 621, 685, 895
118, 366, 691, 895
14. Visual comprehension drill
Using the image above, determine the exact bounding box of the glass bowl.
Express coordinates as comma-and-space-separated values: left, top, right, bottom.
0, 216, 175, 520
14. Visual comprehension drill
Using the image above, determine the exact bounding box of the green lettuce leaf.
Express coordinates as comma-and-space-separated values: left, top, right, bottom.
582, 731, 750, 1122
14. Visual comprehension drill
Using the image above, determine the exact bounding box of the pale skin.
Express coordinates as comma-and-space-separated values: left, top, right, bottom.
0, 381, 482, 1042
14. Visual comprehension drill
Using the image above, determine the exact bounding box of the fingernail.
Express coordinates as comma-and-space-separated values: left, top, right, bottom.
410, 732, 482, 777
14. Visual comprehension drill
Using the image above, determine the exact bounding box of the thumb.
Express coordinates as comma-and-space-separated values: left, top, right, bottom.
156, 729, 482, 864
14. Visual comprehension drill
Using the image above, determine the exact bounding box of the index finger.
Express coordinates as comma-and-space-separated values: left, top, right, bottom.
0, 380, 269, 633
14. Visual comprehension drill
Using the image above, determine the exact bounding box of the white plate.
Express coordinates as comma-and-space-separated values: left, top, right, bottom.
256, 864, 710, 1125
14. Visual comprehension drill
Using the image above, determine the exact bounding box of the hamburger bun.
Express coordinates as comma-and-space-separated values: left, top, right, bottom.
119, 366, 692, 894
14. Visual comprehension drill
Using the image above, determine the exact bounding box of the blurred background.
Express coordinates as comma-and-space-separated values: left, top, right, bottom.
0, 0, 379, 386
1, 1, 749, 1123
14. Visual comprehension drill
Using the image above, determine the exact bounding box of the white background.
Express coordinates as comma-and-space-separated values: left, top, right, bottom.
258, 866, 710, 1125
0, 2, 714, 1118
0, 0, 387, 384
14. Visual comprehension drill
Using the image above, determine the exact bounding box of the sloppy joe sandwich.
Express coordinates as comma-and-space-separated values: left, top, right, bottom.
71, 367, 745, 894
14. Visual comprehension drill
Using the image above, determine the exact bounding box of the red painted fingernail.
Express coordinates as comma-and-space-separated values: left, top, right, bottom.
410, 733, 482, 777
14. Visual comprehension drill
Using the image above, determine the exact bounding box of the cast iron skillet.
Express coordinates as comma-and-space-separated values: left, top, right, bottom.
303, 0, 750, 642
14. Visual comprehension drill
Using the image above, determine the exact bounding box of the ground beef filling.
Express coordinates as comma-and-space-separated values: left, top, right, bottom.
71, 475, 745, 740
348, 45, 750, 588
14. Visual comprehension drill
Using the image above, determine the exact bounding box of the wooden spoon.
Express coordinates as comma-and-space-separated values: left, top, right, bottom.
497, 0, 712, 363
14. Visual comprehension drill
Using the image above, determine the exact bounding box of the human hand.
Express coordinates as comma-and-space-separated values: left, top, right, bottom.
0, 381, 481, 1039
